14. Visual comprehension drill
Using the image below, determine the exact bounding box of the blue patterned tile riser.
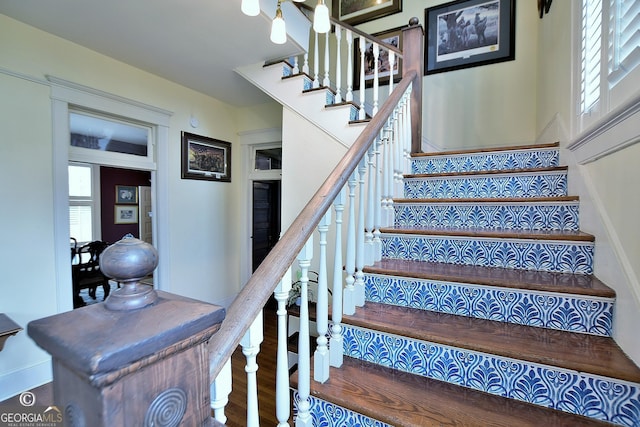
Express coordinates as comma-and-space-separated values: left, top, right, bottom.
303, 76, 313, 91
326, 89, 335, 106
293, 391, 391, 427
364, 274, 614, 336
412, 148, 560, 174
394, 201, 580, 231
404, 172, 569, 199
342, 325, 640, 426
282, 63, 293, 77
381, 234, 594, 274
350, 105, 359, 121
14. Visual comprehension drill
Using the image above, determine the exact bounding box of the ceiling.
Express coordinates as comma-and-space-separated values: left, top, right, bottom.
0, 0, 305, 107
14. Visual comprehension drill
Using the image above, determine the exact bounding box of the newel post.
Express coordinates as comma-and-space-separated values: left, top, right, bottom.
402, 17, 424, 154
28, 236, 226, 427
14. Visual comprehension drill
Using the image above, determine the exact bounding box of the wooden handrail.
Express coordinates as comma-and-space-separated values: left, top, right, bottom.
207, 70, 418, 380
296, 2, 403, 58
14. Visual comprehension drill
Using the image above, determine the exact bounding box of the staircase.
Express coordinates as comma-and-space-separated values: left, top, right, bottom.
290, 143, 640, 426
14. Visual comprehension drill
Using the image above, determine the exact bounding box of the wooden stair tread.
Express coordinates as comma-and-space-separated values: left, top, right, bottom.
363, 259, 615, 298
343, 302, 640, 383
411, 142, 560, 158
393, 195, 579, 204
379, 226, 595, 242
291, 355, 610, 427
405, 165, 567, 179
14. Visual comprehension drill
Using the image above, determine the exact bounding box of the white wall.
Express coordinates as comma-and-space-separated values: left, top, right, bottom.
535, 1, 640, 364
0, 14, 271, 399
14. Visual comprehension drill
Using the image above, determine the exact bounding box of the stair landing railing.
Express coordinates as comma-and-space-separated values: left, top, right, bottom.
206, 14, 424, 426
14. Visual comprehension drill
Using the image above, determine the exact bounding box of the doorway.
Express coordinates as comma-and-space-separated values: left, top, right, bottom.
252, 180, 281, 272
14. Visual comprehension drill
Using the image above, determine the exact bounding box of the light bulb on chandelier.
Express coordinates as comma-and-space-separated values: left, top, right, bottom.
313, 0, 330, 33
270, 1, 287, 44
241, 0, 260, 16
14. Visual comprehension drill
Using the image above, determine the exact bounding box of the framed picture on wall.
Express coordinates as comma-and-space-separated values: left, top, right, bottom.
353, 26, 403, 89
332, 0, 402, 26
115, 185, 138, 204
114, 205, 138, 224
424, 0, 516, 75
181, 132, 231, 182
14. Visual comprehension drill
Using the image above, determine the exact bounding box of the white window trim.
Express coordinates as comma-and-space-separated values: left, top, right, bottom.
68, 162, 102, 244
49, 75, 172, 312
570, 0, 640, 164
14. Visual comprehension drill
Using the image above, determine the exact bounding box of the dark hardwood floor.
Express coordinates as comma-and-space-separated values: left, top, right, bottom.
1, 304, 284, 426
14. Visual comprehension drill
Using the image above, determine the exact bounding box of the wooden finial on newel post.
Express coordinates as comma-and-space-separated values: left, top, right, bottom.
402, 17, 424, 154
28, 236, 226, 427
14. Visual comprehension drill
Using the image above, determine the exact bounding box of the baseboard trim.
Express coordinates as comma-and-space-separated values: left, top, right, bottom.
0, 360, 51, 403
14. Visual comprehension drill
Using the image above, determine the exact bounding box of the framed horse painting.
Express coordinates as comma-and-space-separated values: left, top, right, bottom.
424, 0, 516, 75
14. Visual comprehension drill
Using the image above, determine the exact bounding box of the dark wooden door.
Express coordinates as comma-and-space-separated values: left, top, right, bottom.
252, 181, 281, 272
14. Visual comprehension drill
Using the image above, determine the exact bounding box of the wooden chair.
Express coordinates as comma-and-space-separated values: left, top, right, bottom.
72, 241, 110, 308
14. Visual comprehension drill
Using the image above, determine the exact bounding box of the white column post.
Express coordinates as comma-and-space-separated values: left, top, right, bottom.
274, 268, 292, 426
241, 311, 264, 427
330, 188, 345, 367
295, 238, 313, 427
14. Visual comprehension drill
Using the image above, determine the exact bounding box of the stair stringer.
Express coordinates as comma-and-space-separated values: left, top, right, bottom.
236, 61, 367, 148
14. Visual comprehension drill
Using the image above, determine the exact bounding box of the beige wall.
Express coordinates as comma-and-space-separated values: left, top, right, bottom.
355, 0, 539, 151
0, 14, 282, 399
535, 1, 640, 364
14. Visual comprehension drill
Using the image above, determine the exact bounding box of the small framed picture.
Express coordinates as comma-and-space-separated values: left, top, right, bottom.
116, 185, 138, 204
354, 26, 403, 89
181, 132, 231, 182
332, 0, 402, 26
114, 205, 138, 224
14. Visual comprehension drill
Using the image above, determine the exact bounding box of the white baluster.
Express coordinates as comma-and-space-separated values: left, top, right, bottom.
330, 188, 345, 367
364, 145, 375, 265
372, 42, 379, 116
355, 157, 367, 307
302, 51, 309, 75
334, 25, 343, 103
394, 103, 403, 198
345, 29, 353, 102
387, 110, 397, 225
210, 359, 232, 424
343, 170, 357, 315
293, 55, 300, 74
313, 30, 320, 88
404, 89, 412, 173
323, 31, 330, 87
295, 237, 313, 426
241, 311, 264, 427
358, 37, 366, 120
274, 268, 292, 426
314, 210, 331, 383
373, 131, 383, 261
382, 119, 393, 227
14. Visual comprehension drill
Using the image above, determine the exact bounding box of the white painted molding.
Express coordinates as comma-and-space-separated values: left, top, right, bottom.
568, 94, 640, 164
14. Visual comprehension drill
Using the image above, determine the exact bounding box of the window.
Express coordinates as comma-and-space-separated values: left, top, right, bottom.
69, 163, 98, 243
578, 0, 640, 128
255, 147, 282, 171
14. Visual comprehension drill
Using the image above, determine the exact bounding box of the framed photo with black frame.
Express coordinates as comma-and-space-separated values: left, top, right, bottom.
332, 0, 402, 26
181, 132, 231, 182
424, 0, 515, 75
353, 26, 403, 89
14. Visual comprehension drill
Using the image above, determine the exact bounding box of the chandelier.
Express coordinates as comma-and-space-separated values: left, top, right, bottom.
241, 0, 331, 44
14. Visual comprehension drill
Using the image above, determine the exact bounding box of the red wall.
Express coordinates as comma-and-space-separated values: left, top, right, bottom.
100, 167, 151, 244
